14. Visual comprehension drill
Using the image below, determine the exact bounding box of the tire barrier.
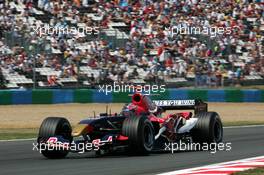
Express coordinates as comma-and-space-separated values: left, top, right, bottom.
0, 89, 263, 105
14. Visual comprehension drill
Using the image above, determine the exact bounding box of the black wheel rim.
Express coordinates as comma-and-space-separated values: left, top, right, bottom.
57, 122, 72, 141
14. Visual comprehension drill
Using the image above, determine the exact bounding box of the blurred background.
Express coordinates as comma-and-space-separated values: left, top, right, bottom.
0, 0, 263, 89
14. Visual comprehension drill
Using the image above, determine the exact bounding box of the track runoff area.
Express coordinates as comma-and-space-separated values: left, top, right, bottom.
159, 125, 264, 175
158, 155, 264, 175
0, 125, 263, 175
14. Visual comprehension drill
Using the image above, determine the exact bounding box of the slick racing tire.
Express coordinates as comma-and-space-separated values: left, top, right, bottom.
38, 117, 72, 159
191, 112, 223, 144
122, 115, 154, 154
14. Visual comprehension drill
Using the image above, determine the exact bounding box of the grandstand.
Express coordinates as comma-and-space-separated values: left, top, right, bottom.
0, 0, 263, 89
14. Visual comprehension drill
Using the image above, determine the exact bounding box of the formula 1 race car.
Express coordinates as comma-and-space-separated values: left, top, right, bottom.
37, 93, 223, 159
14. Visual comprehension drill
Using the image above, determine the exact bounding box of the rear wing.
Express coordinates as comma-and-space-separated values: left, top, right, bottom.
153, 99, 208, 114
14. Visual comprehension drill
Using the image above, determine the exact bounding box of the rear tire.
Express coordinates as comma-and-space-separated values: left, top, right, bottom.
191, 112, 223, 143
122, 115, 154, 154
38, 117, 72, 159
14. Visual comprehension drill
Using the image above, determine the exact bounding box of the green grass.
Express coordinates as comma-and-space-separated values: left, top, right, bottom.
224, 121, 264, 127
232, 167, 264, 175
0, 128, 38, 140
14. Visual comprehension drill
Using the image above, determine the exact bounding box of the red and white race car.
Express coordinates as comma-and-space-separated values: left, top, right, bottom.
38, 93, 223, 158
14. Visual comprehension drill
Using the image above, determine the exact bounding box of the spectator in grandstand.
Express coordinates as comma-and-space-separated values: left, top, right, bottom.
0, 0, 263, 89
47, 75, 62, 87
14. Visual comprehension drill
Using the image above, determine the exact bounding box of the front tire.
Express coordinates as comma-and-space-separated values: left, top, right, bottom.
38, 117, 72, 159
122, 115, 154, 154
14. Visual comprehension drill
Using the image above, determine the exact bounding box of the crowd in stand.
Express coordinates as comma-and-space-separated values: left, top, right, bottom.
0, 0, 263, 88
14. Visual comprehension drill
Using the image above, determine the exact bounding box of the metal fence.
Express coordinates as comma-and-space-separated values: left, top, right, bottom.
3, 28, 130, 53
4, 30, 52, 55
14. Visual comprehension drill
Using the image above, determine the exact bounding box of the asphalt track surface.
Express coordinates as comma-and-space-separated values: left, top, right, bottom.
0, 126, 264, 175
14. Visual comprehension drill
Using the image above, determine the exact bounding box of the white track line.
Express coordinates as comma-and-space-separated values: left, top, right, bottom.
0, 138, 35, 142
158, 155, 264, 175
0, 124, 263, 142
